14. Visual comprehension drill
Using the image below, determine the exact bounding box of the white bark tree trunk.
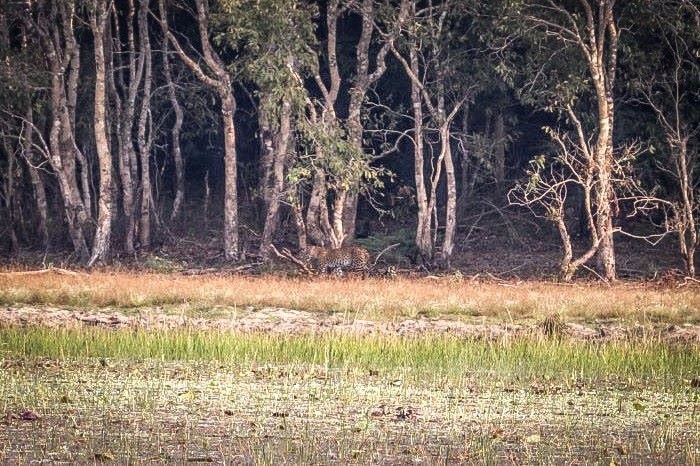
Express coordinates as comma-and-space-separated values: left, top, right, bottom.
158, 0, 185, 223
24, 0, 90, 260
408, 37, 432, 261
440, 123, 457, 267
259, 98, 292, 257
88, 0, 112, 266
137, 0, 153, 250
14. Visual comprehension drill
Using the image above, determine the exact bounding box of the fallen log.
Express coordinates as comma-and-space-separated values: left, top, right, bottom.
0, 266, 83, 277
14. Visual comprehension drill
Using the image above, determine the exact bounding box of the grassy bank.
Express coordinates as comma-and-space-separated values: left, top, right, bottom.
1, 326, 698, 385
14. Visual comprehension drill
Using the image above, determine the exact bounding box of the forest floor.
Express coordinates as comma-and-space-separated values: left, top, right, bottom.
0, 270, 699, 464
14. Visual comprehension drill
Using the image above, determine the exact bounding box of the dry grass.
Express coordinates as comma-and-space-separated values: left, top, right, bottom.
1, 271, 698, 323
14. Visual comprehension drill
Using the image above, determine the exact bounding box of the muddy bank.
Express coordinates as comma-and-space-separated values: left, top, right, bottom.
1, 306, 699, 344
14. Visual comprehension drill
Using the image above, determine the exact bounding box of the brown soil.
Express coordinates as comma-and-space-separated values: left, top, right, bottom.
2, 305, 699, 343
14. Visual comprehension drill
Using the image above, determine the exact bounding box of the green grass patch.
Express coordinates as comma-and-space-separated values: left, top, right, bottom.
1, 327, 697, 386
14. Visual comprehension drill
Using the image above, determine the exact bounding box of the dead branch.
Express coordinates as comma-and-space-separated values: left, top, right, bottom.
180, 262, 263, 276
0, 266, 84, 277
270, 244, 314, 275
679, 276, 700, 288
372, 243, 401, 267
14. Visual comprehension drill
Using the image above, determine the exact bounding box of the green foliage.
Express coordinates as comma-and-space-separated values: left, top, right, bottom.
491, 0, 598, 119
292, 118, 389, 194
0, 39, 47, 113
209, 0, 393, 207
143, 255, 183, 273
214, 0, 317, 123
356, 228, 418, 264
524, 154, 546, 194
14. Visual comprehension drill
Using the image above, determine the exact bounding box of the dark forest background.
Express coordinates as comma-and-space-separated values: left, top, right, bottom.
0, 0, 698, 280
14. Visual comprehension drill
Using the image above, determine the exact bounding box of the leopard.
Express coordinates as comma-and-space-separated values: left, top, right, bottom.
301, 245, 371, 278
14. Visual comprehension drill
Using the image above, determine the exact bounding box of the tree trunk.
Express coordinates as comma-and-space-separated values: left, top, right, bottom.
331, 189, 346, 248
258, 98, 275, 206
115, 0, 143, 254
589, 0, 618, 281
25, 0, 90, 260
593, 82, 616, 280
676, 138, 697, 276
440, 123, 457, 268
11, 22, 48, 249
22, 108, 50, 249
306, 170, 328, 246
165, 0, 239, 260
62, 0, 93, 221
292, 194, 307, 251
259, 98, 291, 257
340, 0, 374, 243
88, 0, 112, 266
0, 136, 18, 252
493, 110, 505, 189
592, 100, 616, 280
221, 89, 239, 260
309, 0, 345, 248
409, 39, 432, 261
559, 172, 600, 281
158, 0, 185, 224
341, 188, 359, 245
137, 0, 153, 250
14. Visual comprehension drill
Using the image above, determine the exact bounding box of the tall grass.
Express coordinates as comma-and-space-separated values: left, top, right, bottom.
0, 271, 698, 323
1, 326, 696, 384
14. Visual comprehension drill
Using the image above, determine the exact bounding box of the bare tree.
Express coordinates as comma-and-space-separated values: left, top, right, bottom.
516, 0, 624, 280
631, 1, 700, 276
509, 112, 601, 281
509, 102, 660, 281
